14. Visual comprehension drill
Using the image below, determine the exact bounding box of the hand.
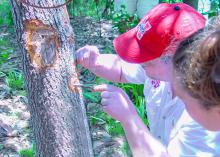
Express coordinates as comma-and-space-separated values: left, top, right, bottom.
93, 84, 137, 123
75, 45, 100, 69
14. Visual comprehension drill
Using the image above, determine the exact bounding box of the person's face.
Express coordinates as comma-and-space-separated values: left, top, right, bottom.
140, 56, 173, 81
172, 71, 220, 131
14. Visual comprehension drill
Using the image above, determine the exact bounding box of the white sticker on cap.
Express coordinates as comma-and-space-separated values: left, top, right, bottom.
136, 17, 152, 40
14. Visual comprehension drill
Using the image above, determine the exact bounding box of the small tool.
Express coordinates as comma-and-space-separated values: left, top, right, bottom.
72, 83, 95, 89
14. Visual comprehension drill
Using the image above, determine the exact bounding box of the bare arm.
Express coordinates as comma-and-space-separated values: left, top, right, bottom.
122, 115, 169, 157
91, 54, 128, 82
94, 84, 169, 157
76, 46, 128, 83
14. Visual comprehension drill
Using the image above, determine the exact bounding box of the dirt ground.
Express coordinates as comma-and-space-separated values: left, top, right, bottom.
0, 17, 131, 157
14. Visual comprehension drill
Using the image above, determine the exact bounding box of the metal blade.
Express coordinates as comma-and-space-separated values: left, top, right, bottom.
72, 83, 95, 88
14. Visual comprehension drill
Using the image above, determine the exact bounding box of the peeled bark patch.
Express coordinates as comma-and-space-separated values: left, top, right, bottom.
24, 19, 60, 69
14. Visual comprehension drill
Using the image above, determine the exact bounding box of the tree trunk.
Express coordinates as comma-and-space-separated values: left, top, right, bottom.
9, 0, 94, 157
183, 0, 198, 9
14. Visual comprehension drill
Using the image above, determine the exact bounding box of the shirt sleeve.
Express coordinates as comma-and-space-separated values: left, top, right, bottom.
121, 60, 147, 84
167, 119, 220, 157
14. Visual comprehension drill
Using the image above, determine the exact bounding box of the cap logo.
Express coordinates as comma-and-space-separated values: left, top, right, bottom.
136, 16, 152, 40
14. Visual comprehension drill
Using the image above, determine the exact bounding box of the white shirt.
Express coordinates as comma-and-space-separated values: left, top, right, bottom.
121, 61, 220, 157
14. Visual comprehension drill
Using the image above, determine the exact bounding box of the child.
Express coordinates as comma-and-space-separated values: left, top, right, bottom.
76, 3, 220, 156
173, 16, 220, 131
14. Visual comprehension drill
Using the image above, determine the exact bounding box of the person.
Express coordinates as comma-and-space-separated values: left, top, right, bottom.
76, 3, 220, 156
172, 16, 220, 131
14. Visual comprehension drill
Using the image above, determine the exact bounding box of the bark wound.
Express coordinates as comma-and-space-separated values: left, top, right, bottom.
24, 19, 60, 69
68, 66, 81, 93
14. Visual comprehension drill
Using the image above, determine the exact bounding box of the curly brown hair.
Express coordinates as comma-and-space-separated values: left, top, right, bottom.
173, 16, 220, 110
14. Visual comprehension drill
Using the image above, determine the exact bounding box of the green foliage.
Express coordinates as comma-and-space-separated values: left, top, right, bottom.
91, 77, 148, 136
90, 115, 106, 125
120, 141, 132, 156
5, 70, 25, 90
0, 37, 12, 66
90, 107, 125, 136
67, 0, 110, 18
83, 92, 100, 103
104, 117, 124, 136
112, 5, 139, 34
0, 36, 14, 81
207, 0, 219, 18
0, 0, 13, 26
66, 0, 220, 21
117, 83, 148, 126
0, 51, 10, 63
18, 144, 36, 157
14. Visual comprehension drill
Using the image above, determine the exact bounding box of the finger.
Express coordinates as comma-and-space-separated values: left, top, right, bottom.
101, 91, 112, 98
76, 46, 88, 55
76, 45, 96, 55
75, 51, 80, 64
75, 48, 86, 63
76, 46, 85, 54
89, 51, 98, 67
87, 45, 99, 55
102, 106, 108, 112
101, 98, 110, 106
93, 84, 118, 92
76, 45, 90, 58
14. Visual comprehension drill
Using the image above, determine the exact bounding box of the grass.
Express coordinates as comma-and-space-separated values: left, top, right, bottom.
83, 76, 147, 155
5, 70, 25, 90
18, 144, 36, 157
121, 141, 132, 156
0, 0, 24, 91
83, 91, 100, 103
0, 30, 25, 93
67, 0, 110, 19
0, 36, 13, 66
0, 0, 13, 26
117, 83, 148, 125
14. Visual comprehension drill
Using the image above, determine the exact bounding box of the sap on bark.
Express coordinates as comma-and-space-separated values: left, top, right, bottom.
68, 69, 81, 93
24, 19, 60, 69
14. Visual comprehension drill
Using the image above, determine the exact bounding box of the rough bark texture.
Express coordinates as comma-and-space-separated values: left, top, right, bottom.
183, 0, 198, 9
9, 0, 94, 156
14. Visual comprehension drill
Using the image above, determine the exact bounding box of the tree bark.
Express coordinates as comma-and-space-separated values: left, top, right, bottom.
183, 0, 198, 9
9, 0, 94, 156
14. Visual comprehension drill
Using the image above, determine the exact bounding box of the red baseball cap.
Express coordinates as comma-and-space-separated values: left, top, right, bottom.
113, 3, 206, 63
